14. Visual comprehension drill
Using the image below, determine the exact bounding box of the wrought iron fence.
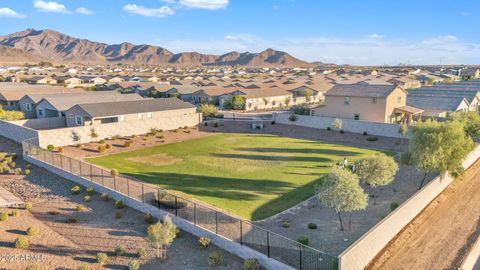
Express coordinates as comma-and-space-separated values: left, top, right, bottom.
22, 140, 338, 270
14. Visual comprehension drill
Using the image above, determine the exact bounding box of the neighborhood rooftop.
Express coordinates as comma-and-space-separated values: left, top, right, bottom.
325, 84, 401, 98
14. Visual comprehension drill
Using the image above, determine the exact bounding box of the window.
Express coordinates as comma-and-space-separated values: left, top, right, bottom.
371, 97, 377, 104
38, 109, 44, 116
25, 103, 32, 111
119, 115, 125, 121
344, 97, 350, 105
397, 96, 402, 104
138, 113, 143, 119
75, 116, 83, 126
147, 112, 153, 119
354, 114, 360, 120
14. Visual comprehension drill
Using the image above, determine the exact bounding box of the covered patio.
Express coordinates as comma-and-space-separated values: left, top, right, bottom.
393, 105, 424, 124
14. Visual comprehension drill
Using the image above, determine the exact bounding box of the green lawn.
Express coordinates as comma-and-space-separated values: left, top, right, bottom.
87, 134, 379, 220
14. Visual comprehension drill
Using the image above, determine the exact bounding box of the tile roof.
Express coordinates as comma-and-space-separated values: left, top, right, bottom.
325, 84, 400, 98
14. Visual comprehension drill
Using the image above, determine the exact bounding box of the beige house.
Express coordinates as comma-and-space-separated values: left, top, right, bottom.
313, 84, 422, 123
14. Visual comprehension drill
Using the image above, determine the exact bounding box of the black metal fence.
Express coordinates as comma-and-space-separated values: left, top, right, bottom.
22, 141, 338, 270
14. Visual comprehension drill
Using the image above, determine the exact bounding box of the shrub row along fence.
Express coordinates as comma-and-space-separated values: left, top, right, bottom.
22, 140, 337, 270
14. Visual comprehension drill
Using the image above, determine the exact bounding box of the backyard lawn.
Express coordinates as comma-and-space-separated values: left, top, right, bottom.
87, 133, 379, 220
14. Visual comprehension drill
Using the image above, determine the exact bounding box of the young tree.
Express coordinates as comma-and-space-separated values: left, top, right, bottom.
70, 130, 81, 146
398, 123, 408, 144
89, 128, 99, 142
197, 104, 218, 119
410, 119, 474, 189
317, 168, 368, 231
355, 153, 399, 204
147, 215, 178, 258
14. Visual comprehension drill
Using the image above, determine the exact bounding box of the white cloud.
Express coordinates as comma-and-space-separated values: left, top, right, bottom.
179, 0, 228, 10
365, 34, 384, 39
0, 7, 26, 18
75, 7, 93, 15
33, 0, 70, 13
155, 34, 480, 65
123, 4, 174, 18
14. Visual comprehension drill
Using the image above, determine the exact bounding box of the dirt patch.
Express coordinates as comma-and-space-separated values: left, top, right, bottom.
127, 153, 183, 166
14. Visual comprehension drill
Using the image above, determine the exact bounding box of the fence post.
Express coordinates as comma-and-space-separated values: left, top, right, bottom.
113, 175, 116, 190
215, 211, 218, 234
69, 157, 72, 173
267, 231, 270, 257
299, 244, 303, 270
157, 189, 161, 209
60, 154, 63, 169
141, 184, 145, 203
127, 178, 130, 196
51, 151, 53, 165
240, 221, 243, 245
101, 170, 104, 186
193, 203, 197, 224
174, 196, 178, 216
89, 164, 93, 181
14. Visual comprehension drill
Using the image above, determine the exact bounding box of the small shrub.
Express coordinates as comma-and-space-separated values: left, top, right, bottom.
97, 144, 106, 153
66, 218, 78, 224
363, 131, 368, 136
11, 210, 19, 217
26, 226, 40, 236
204, 122, 208, 126
110, 169, 118, 177
307, 223, 317, 229
105, 143, 112, 149
99, 139, 106, 144
115, 210, 124, 219
78, 264, 91, 270
137, 247, 147, 259
0, 212, 8, 221
115, 200, 125, 209
366, 136, 378, 141
244, 258, 260, 270
297, 235, 309, 245
15, 236, 29, 249
340, 130, 345, 134
47, 144, 55, 151
390, 202, 399, 211
124, 141, 131, 148
24, 202, 33, 211
76, 205, 87, 212
128, 260, 140, 270
71, 185, 82, 195
23, 168, 31, 175
83, 195, 92, 202
198, 237, 211, 249
288, 113, 298, 122
96, 252, 108, 264
115, 246, 126, 256
25, 263, 41, 270
326, 127, 331, 131
143, 213, 154, 224
208, 251, 223, 267
58, 147, 64, 153
281, 220, 290, 228
86, 187, 95, 195
100, 193, 110, 201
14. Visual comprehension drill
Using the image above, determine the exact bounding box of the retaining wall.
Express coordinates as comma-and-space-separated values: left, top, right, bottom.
338, 145, 480, 270
0, 120, 39, 145
274, 113, 409, 138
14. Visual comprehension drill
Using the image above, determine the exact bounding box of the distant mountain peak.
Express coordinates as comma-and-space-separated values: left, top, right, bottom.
0, 28, 313, 67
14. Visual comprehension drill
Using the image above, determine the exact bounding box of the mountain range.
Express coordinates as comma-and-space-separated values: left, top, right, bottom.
0, 29, 313, 67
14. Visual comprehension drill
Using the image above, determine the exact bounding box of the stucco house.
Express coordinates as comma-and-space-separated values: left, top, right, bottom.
312, 84, 422, 123
407, 95, 470, 118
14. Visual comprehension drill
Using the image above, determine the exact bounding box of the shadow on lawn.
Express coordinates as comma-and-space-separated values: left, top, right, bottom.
124, 172, 294, 202
234, 147, 364, 157
210, 153, 333, 163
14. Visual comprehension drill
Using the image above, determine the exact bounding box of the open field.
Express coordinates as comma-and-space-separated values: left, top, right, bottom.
87, 133, 380, 220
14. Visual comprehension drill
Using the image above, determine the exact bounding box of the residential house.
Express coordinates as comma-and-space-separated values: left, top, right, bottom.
407, 95, 469, 118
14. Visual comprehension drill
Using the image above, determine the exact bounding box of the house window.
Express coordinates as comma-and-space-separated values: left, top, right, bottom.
344, 97, 350, 105
138, 113, 143, 119
397, 96, 402, 104
354, 114, 360, 120
119, 115, 125, 121
371, 97, 377, 104
38, 109, 44, 116
147, 113, 153, 119
25, 103, 32, 111
75, 116, 83, 126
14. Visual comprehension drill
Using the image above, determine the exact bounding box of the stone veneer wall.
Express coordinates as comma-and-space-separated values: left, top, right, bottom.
0, 120, 39, 145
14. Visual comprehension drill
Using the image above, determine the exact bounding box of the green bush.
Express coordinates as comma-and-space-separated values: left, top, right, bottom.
11, 210, 19, 217
47, 145, 55, 151
198, 237, 211, 249
100, 193, 110, 201
143, 213, 154, 224
86, 187, 95, 195
281, 220, 290, 228
24, 168, 31, 175
115, 210, 124, 219
115, 200, 125, 209
97, 145, 106, 153
208, 251, 223, 267
96, 252, 108, 264
26, 227, 40, 236
0, 212, 8, 221
297, 235, 309, 245
244, 258, 260, 270
15, 236, 29, 249
307, 223, 317, 229
25, 263, 41, 270
25, 202, 33, 211
71, 185, 82, 195
288, 114, 298, 122
390, 202, 399, 211
291, 104, 310, 115
115, 246, 126, 256
137, 247, 147, 259
128, 259, 140, 270
78, 264, 91, 270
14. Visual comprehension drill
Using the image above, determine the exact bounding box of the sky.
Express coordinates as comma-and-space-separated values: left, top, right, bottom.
0, 0, 479, 65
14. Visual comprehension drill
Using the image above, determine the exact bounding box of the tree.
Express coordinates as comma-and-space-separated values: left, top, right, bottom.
398, 123, 408, 144
284, 96, 292, 107
304, 88, 314, 103
410, 119, 474, 189
89, 128, 99, 142
70, 130, 81, 146
0, 105, 24, 121
447, 112, 480, 138
147, 216, 178, 258
317, 168, 368, 231
355, 153, 399, 204
197, 104, 218, 119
